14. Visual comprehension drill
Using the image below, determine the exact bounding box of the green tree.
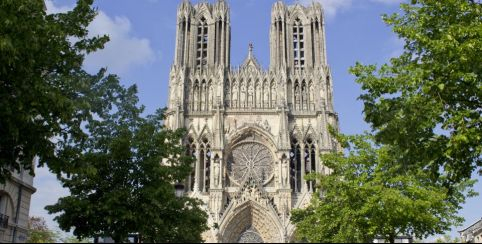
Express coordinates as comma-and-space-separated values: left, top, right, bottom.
45, 72, 208, 242
61, 235, 91, 243
291, 133, 476, 243
434, 234, 461, 243
350, 0, 482, 185
0, 0, 109, 181
27, 216, 59, 243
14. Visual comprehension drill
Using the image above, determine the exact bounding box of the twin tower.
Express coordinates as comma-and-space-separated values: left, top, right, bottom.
165, 0, 339, 242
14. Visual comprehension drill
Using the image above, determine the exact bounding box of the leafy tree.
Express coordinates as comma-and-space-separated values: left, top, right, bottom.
45, 72, 208, 242
349, 0, 482, 185
27, 216, 59, 243
434, 234, 461, 243
291, 133, 476, 243
61, 235, 91, 243
0, 0, 109, 181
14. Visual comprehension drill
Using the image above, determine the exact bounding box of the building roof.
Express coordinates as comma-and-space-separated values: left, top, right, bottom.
459, 218, 482, 233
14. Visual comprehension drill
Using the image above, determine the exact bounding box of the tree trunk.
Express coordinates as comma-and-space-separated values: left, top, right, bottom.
389, 233, 395, 244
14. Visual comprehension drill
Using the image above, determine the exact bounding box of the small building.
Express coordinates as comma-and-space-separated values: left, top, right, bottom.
373, 235, 413, 243
0, 168, 36, 243
459, 218, 482, 243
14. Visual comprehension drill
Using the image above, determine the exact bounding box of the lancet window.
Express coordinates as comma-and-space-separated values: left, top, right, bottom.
290, 138, 302, 192
290, 137, 317, 192
293, 18, 305, 70
196, 17, 208, 70
304, 138, 316, 192
186, 137, 196, 191
199, 137, 211, 192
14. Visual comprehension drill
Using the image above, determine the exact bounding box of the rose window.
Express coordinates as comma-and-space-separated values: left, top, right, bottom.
228, 142, 273, 185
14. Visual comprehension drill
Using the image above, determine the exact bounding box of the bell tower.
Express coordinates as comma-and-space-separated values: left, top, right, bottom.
174, 0, 230, 70
270, 1, 327, 71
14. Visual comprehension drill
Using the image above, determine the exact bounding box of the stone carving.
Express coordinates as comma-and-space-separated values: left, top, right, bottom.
229, 142, 273, 185
281, 158, 289, 187
213, 156, 220, 186
237, 227, 263, 243
262, 120, 271, 133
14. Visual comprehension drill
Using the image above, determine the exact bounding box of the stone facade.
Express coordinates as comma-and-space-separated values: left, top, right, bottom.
165, 0, 339, 242
460, 218, 482, 243
0, 168, 36, 243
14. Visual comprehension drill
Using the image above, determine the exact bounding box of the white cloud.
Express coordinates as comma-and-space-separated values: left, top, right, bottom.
84, 12, 156, 75
45, 0, 74, 14
44, 0, 156, 75
302, 0, 352, 18
301, 0, 403, 18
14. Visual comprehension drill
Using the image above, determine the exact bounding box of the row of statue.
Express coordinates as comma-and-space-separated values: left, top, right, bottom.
185, 79, 318, 111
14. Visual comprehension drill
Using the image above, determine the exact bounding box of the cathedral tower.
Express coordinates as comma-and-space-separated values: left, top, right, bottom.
165, 1, 339, 242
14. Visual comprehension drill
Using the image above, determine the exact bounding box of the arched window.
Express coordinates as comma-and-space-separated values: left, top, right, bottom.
290, 138, 302, 193
186, 137, 196, 191
293, 18, 305, 70
287, 79, 293, 109
304, 137, 316, 192
199, 137, 211, 192
0, 193, 11, 228
196, 17, 208, 70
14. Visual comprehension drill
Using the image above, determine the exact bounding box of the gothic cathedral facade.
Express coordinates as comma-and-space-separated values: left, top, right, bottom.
165, 0, 339, 242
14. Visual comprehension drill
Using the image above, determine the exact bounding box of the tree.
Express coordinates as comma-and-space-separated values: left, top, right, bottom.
27, 216, 59, 243
0, 0, 109, 181
349, 0, 481, 185
61, 235, 91, 243
434, 234, 461, 243
291, 132, 476, 243
45, 72, 208, 242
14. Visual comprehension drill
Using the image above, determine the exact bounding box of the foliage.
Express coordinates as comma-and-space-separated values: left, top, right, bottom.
27, 216, 59, 243
349, 0, 482, 185
0, 0, 109, 182
434, 234, 461, 243
45, 72, 208, 243
61, 235, 91, 243
291, 132, 476, 243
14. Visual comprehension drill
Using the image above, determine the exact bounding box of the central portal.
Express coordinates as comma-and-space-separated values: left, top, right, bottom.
237, 227, 264, 243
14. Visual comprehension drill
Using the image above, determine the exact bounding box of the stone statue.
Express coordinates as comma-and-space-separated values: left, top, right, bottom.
214, 157, 220, 186
240, 84, 246, 107
248, 84, 254, 107
232, 84, 238, 107
209, 83, 214, 108
281, 158, 289, 187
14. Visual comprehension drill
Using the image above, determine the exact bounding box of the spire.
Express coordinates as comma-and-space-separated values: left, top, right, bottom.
241, 42, 261, 70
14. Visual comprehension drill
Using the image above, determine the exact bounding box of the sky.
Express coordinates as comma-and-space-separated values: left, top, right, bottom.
33, 0, 481, 241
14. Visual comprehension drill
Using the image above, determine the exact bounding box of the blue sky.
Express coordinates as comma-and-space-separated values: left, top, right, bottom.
33, 0, 481, 240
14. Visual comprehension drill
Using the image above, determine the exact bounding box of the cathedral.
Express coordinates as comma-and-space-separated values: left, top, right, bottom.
164, 0, 339, 242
